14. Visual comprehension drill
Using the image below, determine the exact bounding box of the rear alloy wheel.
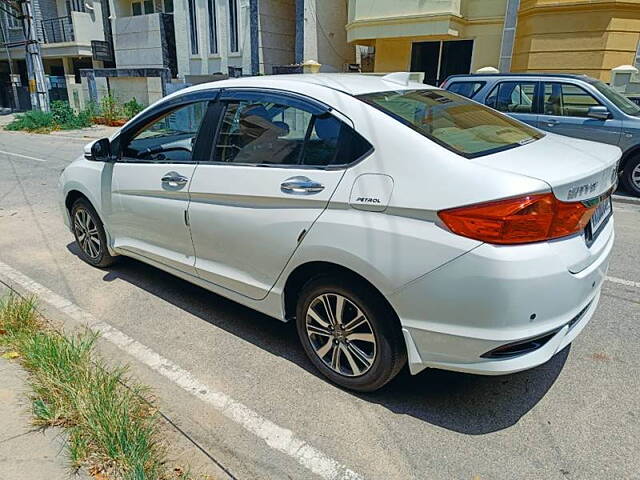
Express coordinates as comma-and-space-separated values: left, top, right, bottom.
296, 276, 406, 392
621, 155, 640, 197
71, 199, 116, 268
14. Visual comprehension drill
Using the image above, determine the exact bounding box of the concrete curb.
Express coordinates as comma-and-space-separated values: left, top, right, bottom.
612, 194, 640, 206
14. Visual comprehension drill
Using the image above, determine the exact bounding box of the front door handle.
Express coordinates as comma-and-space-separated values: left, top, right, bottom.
281, 176, 325, 195
161, 171, 189, 187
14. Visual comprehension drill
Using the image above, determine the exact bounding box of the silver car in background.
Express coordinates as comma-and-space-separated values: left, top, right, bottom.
442, 73, 640, 196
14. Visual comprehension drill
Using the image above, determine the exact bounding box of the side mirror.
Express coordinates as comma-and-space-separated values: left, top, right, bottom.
85, 138, 112, 162
587, 106, 611, 120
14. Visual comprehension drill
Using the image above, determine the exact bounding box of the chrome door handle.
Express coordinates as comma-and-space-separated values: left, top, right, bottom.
161, 171, 189, 187
546, 119, 559, 127
281, 176, 325, 195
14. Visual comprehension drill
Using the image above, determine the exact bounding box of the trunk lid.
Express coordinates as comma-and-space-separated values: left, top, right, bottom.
474, 133, 621, 201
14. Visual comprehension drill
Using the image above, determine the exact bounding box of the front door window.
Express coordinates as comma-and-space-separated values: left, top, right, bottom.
122, 101, 208, 163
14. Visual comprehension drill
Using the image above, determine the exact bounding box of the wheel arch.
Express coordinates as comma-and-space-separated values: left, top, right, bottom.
620, 144, 640, 171
282, 261, 402, 330
65, 189, 91, 214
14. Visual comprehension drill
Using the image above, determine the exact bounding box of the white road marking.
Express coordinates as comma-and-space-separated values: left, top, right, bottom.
0, 149, 47, 162
0, 260, 363, 480
605, 275, 640, 289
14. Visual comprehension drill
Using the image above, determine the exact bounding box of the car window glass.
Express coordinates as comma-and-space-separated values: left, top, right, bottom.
446, 81, 485, 98
123, 101, 208, 162
359, 89, 543, 158
543, 83, 601, 117
215, 100, 311, 165
486, 82, 536, 114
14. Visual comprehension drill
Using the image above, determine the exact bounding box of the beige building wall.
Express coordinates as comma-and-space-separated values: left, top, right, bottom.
347, 0, 507, 74
512, 0, 640, 81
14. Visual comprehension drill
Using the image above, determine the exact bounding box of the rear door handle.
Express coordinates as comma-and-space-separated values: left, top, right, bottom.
545, 119, 559, 127
161, 171, 189, 187
281, 176, 325, 195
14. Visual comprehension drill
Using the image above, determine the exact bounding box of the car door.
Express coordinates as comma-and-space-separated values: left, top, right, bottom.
107, 98, 213, 274
187, 89, 370, 300
485, 80, 540, 127
538, 82, 622, 145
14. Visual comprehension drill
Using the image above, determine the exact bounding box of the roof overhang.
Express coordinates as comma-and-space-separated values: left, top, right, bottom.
346, 13, 461, 44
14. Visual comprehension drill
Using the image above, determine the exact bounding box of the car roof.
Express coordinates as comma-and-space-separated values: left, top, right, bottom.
445, 73, 599, 83
177, 73, 434, 97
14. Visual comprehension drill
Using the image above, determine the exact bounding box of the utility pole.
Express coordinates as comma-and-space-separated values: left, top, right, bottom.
0, 9, 21, 110
19, 0, 49, 111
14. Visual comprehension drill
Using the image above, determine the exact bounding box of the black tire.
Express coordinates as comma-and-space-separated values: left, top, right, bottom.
295, 275, 407, 392
70, 198, 117, 268
621, 155, 640, 197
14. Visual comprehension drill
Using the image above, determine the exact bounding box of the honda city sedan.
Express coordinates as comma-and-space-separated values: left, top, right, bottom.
59, 73, 618, 391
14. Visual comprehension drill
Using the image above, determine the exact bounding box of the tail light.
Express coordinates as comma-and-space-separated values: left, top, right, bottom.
438, 193, 597, 244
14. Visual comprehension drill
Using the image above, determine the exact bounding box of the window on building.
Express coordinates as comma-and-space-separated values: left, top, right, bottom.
228, 0, 238, 52
131, 0, 154, 15
164, 0, 174, 13
543, 83, 601, 117
187, 0, 198, 54
207, 0, 218, 54
486, 81, 537, 114
2, 7, 20, 28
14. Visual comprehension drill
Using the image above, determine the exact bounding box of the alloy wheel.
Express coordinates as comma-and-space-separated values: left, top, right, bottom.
305, 293, 377, 377
632, 163, 640, 190
74, 208, 101, 259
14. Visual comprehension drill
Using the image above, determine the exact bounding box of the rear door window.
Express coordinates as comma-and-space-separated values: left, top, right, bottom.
446, 81, 485, 99
543, 82, 602, 117
213, 94, 372, 167
485, 81, 538, 114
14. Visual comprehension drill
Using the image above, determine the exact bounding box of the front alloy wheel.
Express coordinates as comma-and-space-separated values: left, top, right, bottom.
71, 198, 116, 268
74, 208, 101, 260
306, 293, 377, 377
296, 276, 407, 392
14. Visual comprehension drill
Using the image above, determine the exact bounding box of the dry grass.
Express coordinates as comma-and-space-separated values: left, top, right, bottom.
0, 293, 189, 480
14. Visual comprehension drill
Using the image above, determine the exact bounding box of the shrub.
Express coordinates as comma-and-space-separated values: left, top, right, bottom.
5, 110, 55, 132
122, 97, 144, 119
100, 94, 121, 126
51, 100, 93, 130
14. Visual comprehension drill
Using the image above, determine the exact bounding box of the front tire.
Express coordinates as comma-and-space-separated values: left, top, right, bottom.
71, 199, 116, 268
296, 275, 406, 392
621, 155, 640, 197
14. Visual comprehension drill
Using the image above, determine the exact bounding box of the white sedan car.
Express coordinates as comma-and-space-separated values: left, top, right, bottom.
59, 73, 618, 391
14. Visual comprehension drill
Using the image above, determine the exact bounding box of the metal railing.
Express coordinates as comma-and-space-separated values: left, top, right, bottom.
41, 16, 74, 43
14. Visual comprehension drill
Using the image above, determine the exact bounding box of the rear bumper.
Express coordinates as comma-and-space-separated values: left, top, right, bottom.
390, 219, 614, 376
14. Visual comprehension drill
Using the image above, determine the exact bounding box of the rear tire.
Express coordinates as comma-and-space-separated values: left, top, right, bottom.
621, 155, 640, 197
71, 198, 116, 268
295, 275, 406, 392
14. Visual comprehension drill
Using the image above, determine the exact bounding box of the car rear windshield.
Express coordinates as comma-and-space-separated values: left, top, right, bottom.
357, 89, 543, 158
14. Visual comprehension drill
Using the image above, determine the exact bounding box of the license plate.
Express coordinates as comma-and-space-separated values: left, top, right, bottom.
589, 197, 612, 235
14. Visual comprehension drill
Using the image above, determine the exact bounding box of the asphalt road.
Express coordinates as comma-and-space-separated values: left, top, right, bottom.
0, 130, 639, 480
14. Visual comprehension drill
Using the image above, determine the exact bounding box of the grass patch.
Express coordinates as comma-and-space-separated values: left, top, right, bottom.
0, 294, 189, 479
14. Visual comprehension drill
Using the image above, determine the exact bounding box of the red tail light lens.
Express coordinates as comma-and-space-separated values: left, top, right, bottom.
438, 193, 596, 244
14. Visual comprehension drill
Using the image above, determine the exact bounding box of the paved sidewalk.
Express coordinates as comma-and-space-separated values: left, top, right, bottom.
0, 358, 89, 480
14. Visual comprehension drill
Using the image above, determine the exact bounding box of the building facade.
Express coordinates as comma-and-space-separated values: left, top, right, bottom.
347, 0, 640, 83
0, 0, 112, 110
1, 0, 351, 110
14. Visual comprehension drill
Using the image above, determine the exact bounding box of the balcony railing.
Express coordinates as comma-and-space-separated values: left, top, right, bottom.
41, 16, 74, 43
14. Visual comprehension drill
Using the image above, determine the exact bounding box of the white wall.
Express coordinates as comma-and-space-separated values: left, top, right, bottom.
303, 0, 353, 72
113, 13, 165, 68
